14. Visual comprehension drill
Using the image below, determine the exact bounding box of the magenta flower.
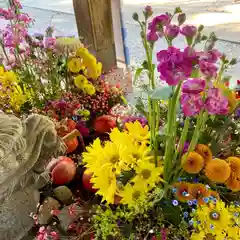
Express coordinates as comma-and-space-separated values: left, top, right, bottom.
149, 14, 170, 32
164, 24, 180, 39
147, 31, 158, 42
123, 117, 148, 128
180, 25, 197, 37
182, 78, 206, 94
17, 13, 32, 24
157, 47, 192, 85
144, 5, 153, 16
183, 47, 198, 63
199, 60, 218, 78
0, 8, 15, 20
200, 49, 222, 63
205, 88, 229, 115
180, 93, 204, 116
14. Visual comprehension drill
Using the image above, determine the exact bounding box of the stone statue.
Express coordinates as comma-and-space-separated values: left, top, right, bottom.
0, 113, 66, 240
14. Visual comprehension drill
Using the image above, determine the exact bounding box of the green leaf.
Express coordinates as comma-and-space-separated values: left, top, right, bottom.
133, 68, 144, 85
150, 86, 173, 100
161, 203, 182, 226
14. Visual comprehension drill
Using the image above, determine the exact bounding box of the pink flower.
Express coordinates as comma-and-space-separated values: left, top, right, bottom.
17, 13, 32, 24
182, 78, 206, 94
183, 47, 198, 63
205, 88, 229, 115
0, 8, 15, 20
199, 49, 222, 63
164, 24, 180, 39
44, 37, 56, 49
199, 60, 218, 78
180, 93, 204, 116
180, 25, 197, 37
147, 31, 159, 42
149, 14, 170, 31
157, 47, 182, 62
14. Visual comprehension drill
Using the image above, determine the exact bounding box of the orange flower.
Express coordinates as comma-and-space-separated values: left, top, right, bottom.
189, 184, 210, 205
181, 152, 204, 174
205, 159, 231, 183
226, 176, 240, 192
173, 182, 193, 202
226, 157, 240, 178
195, 144, 212, 164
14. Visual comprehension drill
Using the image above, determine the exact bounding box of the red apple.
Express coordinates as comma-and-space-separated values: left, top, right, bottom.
94, 115, 116, 134
82, 170, 97, 192
51, 156, 76, 185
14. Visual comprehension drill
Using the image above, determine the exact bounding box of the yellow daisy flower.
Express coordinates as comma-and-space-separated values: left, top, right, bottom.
132, 160, 163, 189
67, 58, 83, 73
125, 120, 150, 143
76, 47, 89, 58
119, 180, 148, 206
74, 74, 88, 89
0, 66, 4, 75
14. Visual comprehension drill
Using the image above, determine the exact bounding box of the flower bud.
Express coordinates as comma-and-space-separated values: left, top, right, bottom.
174, 7, 182, 14
198, 24, 204, 32
177, 13, 186, 26
144, 5, 153, 17
132, 12, 139, 21
201, 35, 208, 41
229, 58, 237, 65
164, 24, 180, 39
147, 31, 159, 42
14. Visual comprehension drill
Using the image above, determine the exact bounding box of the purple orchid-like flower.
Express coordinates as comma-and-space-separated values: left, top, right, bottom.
180, 93, 204, 116
180, 25, 197, 37
123, 116, 148, 128
182, 78, 206, 94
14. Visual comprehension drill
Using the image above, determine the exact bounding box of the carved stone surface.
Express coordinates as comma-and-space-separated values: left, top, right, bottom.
0, 113, 66, 240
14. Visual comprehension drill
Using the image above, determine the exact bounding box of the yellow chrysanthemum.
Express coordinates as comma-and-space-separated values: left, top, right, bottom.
195, 144, 212, 165
119, 180, 148, 206
226, 157, 240, 178
227, 227, 240, 240
132, 160, 163, 189
74, 74, 88, 89
83, 83, 96, 95
82, 53, 97, 67
125, 120, 150, 143
0, 66, 4, 75
67, 58, 83, 73
181, 152, 204, 174
205, 159, 231, 183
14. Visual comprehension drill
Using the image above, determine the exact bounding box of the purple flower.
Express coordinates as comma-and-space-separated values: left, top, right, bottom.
147, 31, 158, 42
180, 93, 204, 116
180, 25, 197, 37
182, 78, 206, 94
200, 60, 218, 78
164, 24, 180, 39
206, 49, 222, 63
157, 47, 193, 86
205, 88, 229, 115
183, 47, 198, 63
57, 100, 67, 109
149, 14, 170, 32
235, 107, 240, 118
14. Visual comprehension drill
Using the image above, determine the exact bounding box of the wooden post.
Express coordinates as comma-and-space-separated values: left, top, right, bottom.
72, 0, 117, 72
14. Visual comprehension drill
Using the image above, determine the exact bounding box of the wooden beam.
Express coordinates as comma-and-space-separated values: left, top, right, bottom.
72, 0, 117, 72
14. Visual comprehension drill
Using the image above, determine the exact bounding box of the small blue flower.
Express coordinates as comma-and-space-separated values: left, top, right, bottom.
183, 212, 188, 218
178, 178, 182, 182
203, 197, 209, 203
172, 188, 177, 193
182, 191, 188, 196
192, 208, 196, 213
189, 219, 194, 226
193, 199, 198, 205
172, 200, 179, 206
193, 177, 199, 183
234, 212, 239, 217
210, 224, 214, 230
209, 196, 214, 201
197, 220, 201, 225
188, 200, 193, 206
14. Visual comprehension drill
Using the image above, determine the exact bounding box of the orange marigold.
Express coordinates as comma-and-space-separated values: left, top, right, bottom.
181, 152, 204, 174
189, 183, 210, 205
226, 176, 240, 192
173, 182, 193, 202
205, 159, 231, 183
226, 157, 240, 178
195, 144, 212, 164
